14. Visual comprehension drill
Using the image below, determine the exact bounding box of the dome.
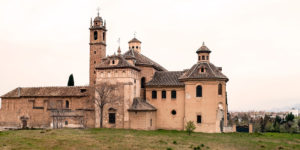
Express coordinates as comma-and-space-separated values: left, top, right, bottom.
94, 16, 103, 22
128, 37, 141, 43
196, 42, 211, 53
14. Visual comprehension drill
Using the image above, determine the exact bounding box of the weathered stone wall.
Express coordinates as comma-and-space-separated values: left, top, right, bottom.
0, 96, 95, 129
129, 111, 156, 130
95, 67, 140, 129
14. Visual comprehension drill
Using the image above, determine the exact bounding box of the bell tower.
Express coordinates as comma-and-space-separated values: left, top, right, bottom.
89, 11, 107, 86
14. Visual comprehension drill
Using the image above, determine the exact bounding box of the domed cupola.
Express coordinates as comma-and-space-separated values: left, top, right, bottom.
92, 11, 104, 27
196, 42, 211, 62
128, 36, 142, 53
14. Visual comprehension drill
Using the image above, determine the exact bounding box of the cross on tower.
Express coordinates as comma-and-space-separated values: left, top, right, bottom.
97, 7, 100, 16
117, 38, 121, 47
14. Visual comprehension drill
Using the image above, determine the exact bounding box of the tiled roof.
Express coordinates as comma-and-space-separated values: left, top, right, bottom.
179, 62, 228, 81
96, 54, 140, 71
1, 86, 90, 98
123, 50, 167, 71
196, 42, 211, 53
146, 71, 185, 87
128, 38, 141, 43
128, 97, 156, 111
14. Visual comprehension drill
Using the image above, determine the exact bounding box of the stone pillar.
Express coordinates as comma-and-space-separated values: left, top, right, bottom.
249, 123, 253, 133
232, 124, 236, 132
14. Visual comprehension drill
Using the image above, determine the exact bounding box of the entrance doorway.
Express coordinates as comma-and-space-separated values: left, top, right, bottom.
22, 120, 27, 129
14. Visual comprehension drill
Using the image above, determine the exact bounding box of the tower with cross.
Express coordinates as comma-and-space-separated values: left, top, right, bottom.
89, 9, 107, 86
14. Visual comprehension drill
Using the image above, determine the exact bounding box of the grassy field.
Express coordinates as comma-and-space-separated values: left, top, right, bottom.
0, 128, 299, 150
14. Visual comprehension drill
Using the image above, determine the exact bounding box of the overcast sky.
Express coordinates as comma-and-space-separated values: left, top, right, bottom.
0, 0, 299, 111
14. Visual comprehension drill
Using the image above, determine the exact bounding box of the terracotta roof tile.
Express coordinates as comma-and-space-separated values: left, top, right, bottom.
179, 62, 228, 81
96, 55, 140, 71
128, 97, 156, 111
1, 86, 90, 98
146, 71, 185, 87
128, 38, 141, 43
123, 50, 167, 71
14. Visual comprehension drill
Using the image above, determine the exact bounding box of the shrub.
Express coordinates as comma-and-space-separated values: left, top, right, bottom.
185, 121, 196, 135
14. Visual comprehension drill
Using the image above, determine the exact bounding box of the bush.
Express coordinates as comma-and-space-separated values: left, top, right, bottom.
185, 121, 196, 136
279, 125, 287, 133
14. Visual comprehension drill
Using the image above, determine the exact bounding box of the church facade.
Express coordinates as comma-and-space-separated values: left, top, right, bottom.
0, 13, 229, 133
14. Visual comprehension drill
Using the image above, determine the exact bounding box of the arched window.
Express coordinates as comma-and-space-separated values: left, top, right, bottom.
94, 31, 98, 40
152, 90, 157, 99
103, 32, 105, 40
171, 90, 176, 99
112, 60, 115, 64
196, 85, 202, 97
66, 100, 69, 108
141, 77, 146, 88
218, 84, 222, 95
200, 67, 205, 73
202, 56, 205, 60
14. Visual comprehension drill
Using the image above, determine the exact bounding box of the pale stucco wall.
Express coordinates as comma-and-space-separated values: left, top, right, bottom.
146, 87, 185, 130
184, 80, 227, 133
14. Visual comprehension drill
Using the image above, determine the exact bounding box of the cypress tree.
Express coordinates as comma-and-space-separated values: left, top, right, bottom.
67, 74, 74, 86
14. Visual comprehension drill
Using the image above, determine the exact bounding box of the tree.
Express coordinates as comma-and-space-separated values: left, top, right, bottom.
94, 82, 120, 128
67, 74, 74, 86
273, 115, 282, 132
49, 100, 68, 129
185, 121, 196, 135
285, 113, 294, 122
285, 113, 295, 129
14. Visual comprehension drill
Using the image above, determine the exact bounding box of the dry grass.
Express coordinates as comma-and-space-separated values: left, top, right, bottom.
0, 128, 299, 150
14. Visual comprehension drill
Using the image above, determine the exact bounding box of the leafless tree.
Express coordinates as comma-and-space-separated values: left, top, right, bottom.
49, 100, 68, 129
94, 82, 120, 128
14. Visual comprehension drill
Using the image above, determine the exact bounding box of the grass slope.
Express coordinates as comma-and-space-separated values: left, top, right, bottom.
0, 128, 299, 150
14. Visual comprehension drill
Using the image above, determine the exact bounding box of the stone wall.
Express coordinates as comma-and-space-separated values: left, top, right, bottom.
0, 96, 94, 129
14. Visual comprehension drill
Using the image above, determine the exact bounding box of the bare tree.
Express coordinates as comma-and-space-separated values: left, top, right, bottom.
94, 82, 120, 128
49, 100, 68, 129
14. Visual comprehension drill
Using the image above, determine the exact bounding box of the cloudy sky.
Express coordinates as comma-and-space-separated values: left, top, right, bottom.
0, 0, 299, 111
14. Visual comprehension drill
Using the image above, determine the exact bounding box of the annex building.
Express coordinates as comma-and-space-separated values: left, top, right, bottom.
0, 13, 229, 133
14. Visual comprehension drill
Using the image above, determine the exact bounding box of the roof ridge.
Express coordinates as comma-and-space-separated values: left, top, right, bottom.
206, 62, 217, 77
187, 64, 198, 78
16, 86, 89, 89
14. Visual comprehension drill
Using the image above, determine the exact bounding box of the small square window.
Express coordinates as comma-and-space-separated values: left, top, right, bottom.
197, 115, 202, 124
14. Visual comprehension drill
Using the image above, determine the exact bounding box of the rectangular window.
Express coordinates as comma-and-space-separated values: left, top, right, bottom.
171, 90, 176, 99
197, 115, 202, 124
152, 91, 157, 99
162, 91, 166, 99
109, 113, 116, 124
